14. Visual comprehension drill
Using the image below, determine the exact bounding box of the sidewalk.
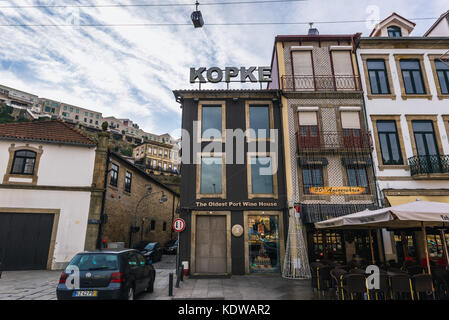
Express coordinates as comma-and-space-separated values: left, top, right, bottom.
170, 275, 316, 300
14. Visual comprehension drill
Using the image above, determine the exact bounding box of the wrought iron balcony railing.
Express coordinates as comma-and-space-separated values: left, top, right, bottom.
296, 130, 373, 152
408, 155, 449, 176
281, 75, 362, 92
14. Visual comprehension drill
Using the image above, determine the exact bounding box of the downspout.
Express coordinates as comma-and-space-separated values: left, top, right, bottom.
171, 193, 176, 240
97, 149, 110, 250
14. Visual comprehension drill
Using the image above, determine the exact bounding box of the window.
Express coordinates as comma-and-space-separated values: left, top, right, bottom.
84, 118, 87, 122
302, 166, 324, 194
163, 163, 167, 170
400, 60, 426, 94
75, 115, 79, 120
367, 60, 390, 94
377, 121, 403, 165
153, 148, 157, 155
95, 121, 98, 125
298, 111, 319, 147
124, 171, 132, 193
150, 220, 156, 230
412, 121, 439, 157
200, 156, 223, 195
84, 112, 88, 116
163, 222, 167, 232
63, 106, 67, 111
90, 113, 93, 117
45, 106, 50, 112
70, 107, 73, 112
159, 149, 162, 156
201, 104, 223, 140
248, 104, 271, 139
341, 112, 363, 148
148, 146, 152, 153
152, 159, 157, 167
292, 50, 313, 76
164, 150, 168, 157
387, 26, 402, 37
436, 60, 449, 95
346, 167, 369, 192
76, 109, 79, 114
249, 156, 274, 195
110, 163, 119, 186
11, 150, 36, 174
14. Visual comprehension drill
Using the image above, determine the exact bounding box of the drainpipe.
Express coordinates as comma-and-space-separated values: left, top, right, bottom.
97, 149, 110, 250
171, 193, 176, 240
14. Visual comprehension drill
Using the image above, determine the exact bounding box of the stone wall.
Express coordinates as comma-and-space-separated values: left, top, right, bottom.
103, 154, 180, 248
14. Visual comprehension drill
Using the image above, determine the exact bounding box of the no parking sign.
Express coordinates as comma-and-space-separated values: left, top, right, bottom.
173, 218, 186, 232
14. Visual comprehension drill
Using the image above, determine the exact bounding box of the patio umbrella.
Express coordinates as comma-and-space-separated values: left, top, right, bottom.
315, 201, 449, 275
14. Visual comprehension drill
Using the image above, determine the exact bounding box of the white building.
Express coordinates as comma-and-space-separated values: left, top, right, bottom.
0, 120, 97, 270
356, 13, 449, 261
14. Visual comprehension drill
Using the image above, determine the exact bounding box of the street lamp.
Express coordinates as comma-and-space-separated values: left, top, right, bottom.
129, 187, 168, 247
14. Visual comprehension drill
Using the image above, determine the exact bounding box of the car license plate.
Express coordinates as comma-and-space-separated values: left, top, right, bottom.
73, 291, 98, 297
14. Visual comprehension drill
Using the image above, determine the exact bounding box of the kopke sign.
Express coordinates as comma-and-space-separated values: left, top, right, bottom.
190, 66, 272, 83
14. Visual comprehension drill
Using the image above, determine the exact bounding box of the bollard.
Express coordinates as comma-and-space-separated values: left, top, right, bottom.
176, 267, 181, 288
169, 273, 173, 296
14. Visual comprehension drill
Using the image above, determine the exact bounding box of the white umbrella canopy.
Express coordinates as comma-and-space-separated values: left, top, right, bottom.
315, 201, 449, 230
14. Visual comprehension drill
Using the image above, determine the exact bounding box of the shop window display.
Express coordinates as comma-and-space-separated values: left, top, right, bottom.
248, 215, 280, 273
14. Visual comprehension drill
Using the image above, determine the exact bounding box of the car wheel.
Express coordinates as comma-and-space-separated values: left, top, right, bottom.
127, 286, 135, 300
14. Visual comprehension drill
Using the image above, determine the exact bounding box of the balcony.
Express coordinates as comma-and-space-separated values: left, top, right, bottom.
408, 155, 449, 179
296, 130, 372, 153
281, 75, 362, 92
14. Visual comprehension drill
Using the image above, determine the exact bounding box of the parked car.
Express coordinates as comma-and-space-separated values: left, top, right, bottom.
163, 239, 178, 255
133, 241, 163, 262
56, 249, 155, 300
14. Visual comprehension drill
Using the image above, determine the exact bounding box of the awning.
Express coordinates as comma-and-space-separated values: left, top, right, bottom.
315, 201, 449, 230
387, 196, 449, 206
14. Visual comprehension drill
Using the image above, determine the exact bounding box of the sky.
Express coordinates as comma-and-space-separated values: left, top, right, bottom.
0, 0, 447, 137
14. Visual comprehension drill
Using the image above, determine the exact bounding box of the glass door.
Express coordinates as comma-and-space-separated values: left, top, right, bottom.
247, 215, 281, 273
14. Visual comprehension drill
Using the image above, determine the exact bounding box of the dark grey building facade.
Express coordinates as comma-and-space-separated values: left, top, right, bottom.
173, 89, 288, 276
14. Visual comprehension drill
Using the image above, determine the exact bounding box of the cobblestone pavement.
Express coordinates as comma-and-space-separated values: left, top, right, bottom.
0, 254, 177, 300
169, 276, 316, 300
0, 255, 319, 300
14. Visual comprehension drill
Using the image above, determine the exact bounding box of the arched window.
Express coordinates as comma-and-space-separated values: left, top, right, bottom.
387, 26, 402, 38
11, 150, 36, 175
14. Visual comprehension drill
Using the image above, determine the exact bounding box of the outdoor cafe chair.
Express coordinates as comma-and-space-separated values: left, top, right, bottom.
389, 273, 414, 300
310, 262, 324, 291
405, 264, 424, 276
330, 268, 347, 300
412, 274, 435, 300
431, 267, 449, 300
316, 265, 332, 292
368, 273, 390, 300
342, 273, 369, 300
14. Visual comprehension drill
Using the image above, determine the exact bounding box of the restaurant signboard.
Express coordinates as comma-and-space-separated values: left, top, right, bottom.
309, 187, 365, 195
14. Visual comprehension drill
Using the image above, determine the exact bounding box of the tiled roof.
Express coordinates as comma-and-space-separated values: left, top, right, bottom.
0, 120, 96, 146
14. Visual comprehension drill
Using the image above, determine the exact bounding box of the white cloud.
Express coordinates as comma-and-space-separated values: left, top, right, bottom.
0, 0, 446, 134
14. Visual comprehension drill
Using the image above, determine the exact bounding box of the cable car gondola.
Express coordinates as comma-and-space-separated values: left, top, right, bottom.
191, 1, 204, 28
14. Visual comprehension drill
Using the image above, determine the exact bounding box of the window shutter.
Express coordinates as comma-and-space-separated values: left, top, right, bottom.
292, 51, 313, 75
341, 112, 361, 129
332, 51, 352, 75
298, 112, 318, 126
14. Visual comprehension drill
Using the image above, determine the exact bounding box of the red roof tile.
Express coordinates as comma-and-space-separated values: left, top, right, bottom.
0, 120, 96, 146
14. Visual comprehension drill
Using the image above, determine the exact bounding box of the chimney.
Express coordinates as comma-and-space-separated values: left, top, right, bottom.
308, 22, 319, 36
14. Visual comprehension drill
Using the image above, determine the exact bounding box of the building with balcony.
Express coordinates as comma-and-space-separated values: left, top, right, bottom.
133, 138, 180, 176
356, 12, 449, 262
269, 29, 378, 264
0, 84, 42, 119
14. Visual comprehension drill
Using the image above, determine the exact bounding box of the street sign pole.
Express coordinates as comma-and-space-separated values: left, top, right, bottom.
173, 218, 186, 277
